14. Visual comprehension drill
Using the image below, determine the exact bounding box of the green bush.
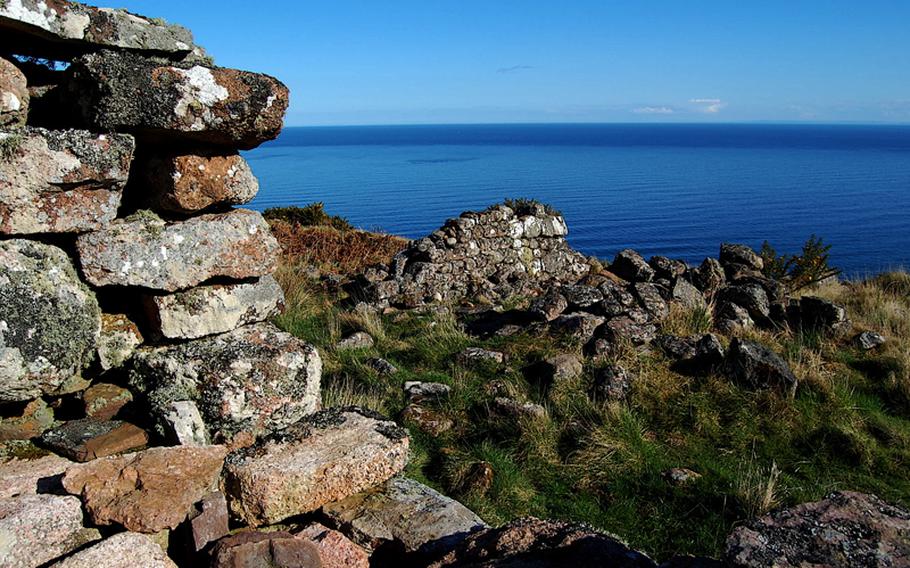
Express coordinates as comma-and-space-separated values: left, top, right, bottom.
760, 235, 840, 291
263, 203, 353, 231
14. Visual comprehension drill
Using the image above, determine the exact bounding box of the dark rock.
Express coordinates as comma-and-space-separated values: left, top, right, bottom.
404, 381, 451, 403
600, 316, 658, 346
672, 278, 708, 311
562, 284, 604, 310
726, 491, 909, 568
611, 249, 655, 282
466, 309, 537, 339
529, 287, 568, 321
367, 357, 399, 375
596, 280, 639, 317
689, 258, 726, 294
854, 331, 886, 350
655, 335, 698, 361
188, 492, 229, 553
715, 302, 755, 335
590, 364, 634, 401
694, 333, 726, 368
210, 531, 321, 568
716, 284, 771, 325
633, 282, 669, 320
791, 296, 850, 335
724, 339, 797, 391
492, 397, 547, 420
551, 312, 605, 343
39, 419, 148, 462
719, 243, 763, 271
649, 256, 688, 281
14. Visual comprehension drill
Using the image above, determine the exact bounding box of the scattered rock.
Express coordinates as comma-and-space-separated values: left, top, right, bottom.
188, 491, 230, 553
68, 51, 288, 149
690, 258, 726, 294
562, 284, 604, 310
672, 278, 708, 310
693, 333, 726, 369
599, 316, 658, 346
82, 382, 133, 420
162, 400, 209, 446
532, 353, 584, 387
724, 339, 797, 391
854, 331, 886, 350
130, 323, 321, 443
366, 357, 398, 375
143, 276, 284, 340
649, 256, 688, 281
0, 240, 100, 402
336, 331, 375, 350
429, 516, 655, 568
210, 530, 321, 568
0, 398, 54, 441
458, 347, 505, 366
790, 296, 850, 335
49, 532, 178, 568
0, 127, 134, 235
404, 381, 452, 402
322, 476, 487, 556
611, 249, 655, 282
552, 312, 605, 343
529, 287, 569, 321
726, 491, 909, 568
597, 280, 639, 317
492, 397, 547, 420
223, 407, 409, 527
717, 283, 771, 324
633, 282, 670, 320
0, 453, 74, 498
1, 57, 28, 127
76, 209, 279, 291
136, 152, 259, 214
61, 444, 228, 533
39, 419, 148, 462
296, 522, 370, 568
400, 404, 453, 437
0, 494, 101, 568
655, 334, 698, 361
96, 314, 143, 371
590, 364, 634, 401
715, 302, 754, 334
663, 468, 702, 486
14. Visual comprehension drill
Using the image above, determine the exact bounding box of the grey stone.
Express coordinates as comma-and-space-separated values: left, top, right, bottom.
689, 258, 726, 294
552, 312, 605, 343
633, 282, 669, 320
562, 284, 604, 310
130, 323, 321, 443
672, 278, 707, 310
0, 128, 134, 235
366, 357, 398, 375
323, 477, 487, 555
404, 381, 452, 402
536, 353, 584, 385
162, 401, 209, 446
649, 256, 688, 281
49, 532, 177, 568
719, 243, 763, 271
38, 418, 148, 462
610, 249, 655, 282
529, 287, 568, 321
724, 339, 797, 391
715, 302, 754, 334
1, 57, 28, 127
0, 240, 99, 402
143, 276, 284, 340
0, 494, 101, 568
492, 397, 547, 420
717, 283, 771, 324
97, 313, 143, 371
458, 347, 505, 366
76, 209, 279, 292
590, 364, 633, 401
855, 331, 886, 350
336, 331, 375, 350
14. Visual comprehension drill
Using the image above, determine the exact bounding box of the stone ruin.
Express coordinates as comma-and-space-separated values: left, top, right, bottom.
350, 201, 591, 307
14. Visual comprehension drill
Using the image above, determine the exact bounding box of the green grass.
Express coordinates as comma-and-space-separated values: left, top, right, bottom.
272, 268, 910, 562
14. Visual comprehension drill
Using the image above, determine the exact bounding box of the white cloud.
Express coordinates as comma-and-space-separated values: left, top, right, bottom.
690, 98, 726, 113
633, 106, 675, 114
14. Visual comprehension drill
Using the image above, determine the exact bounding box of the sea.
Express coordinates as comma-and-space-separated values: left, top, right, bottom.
244, 124, 910, 276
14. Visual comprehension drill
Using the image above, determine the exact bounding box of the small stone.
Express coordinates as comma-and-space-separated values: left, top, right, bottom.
336, 331, 375, 350
62, 445, 228, 533
0, 128, 134, 235
400, 404, 453, 437
458, 347, 505, 366
76, 209, 279, 292
136, 152, 259, 214
663, 468, 702, 486
95, 314, 143, 372
562, 284, 604, 310
296, 522, 370, 568
404, 381, 452, 402
552, 312, 606, 343
0, 494, 101, 568
529, 288, 568, 321
492, 397, 547, 420
223, 408, 409, 527
211, 531, 321, 568
39, 419, 148, 463
366, 357, 398, 375
532, 353, 584, 387
599, 316, 658, 346
724, 339, 797, 391
188, 492, 229, 553
48, 532, 178, 568
589, 364, 634, 402
143, 276, 285, 340
0, 453, 74, 498
1, 57, 28, 127
716, 284, 771, 324
0, 398, 54, 441
162, 401, 209, 446
655, 335, 698, 361
855, 331, 886, 350
610, 249, 655, 282
82, 383, 133, 421
715, 302, 754, 334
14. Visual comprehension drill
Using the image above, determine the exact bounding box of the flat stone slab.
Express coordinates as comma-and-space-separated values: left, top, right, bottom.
223, 407, 409, 527
1, 57, 28, 127
322, 477, 487, 555
62, 445, 228, 533
137, 152, 259, 214
0, 494, 101, 568
0, 454, 75, 498
76, 209, 279, 291
0, 239, 100, 402
0, 128, 134, 235
39, 419, 148, 462
68, 51, 288, 149
130, 323, 321, 443
49, 532, 177, 568
143, 276, 284, 340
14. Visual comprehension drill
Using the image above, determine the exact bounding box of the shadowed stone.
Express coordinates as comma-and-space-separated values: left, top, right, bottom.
39, 419, 148, 462
0, 398, 54, 441
210, 531, 321, 568
724, 339, 797, 391
1, 57, 28, 127
136, 152, 259, 214
97, 314, 143, 371
82, 383, 133, 421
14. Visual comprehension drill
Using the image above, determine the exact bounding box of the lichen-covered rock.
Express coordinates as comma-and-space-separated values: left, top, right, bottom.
322, 476, 487, 556
76, 209, 279, 291
0, 128, 134, 234
1, 57, 28, 127
68, 51, 288, 149
38, 419, 148, 462
716, 283, 771, 325
726, 491, 910, 568
672, 278, 707, 310
789, 296, 850, 335
162, 400, 209, 446
589, 364, 634, 401
96, 314, 143, 371
49, 532, 178, 568
82, 383, 132, 420
210, 530, 321, 568
0, 240, 100, 402
143, 276, 284, 340
129, 323, 321, 443
136, 152, 259, 214
0, 453, 74, 498
724, 339, 797, 391
223, 407, 409, 527
61, 444, 228, 533
0, 0, 201, 60
0, 398, 54, 441
649, 256, 688, 281
0, 494, 101, 568
335, 331, 375, 350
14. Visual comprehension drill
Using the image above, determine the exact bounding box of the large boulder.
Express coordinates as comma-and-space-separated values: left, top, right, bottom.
429, 517, 655, 568
0, 494, 101, 568
726, 491, 909, 567
724, 339, 797, 391
76, 209, 279, 291
130, 323, 321, 443
716, 283, 771, 325
322, 477, 487, 556
0, 240, 100, 402
1, 57, 28, 127
61, 444, 228, 533
68, 51, 288, 149
0, 127, 134, 234
143, 276, 285, 340
49, 532, 178, 568
223, 407, 409, 527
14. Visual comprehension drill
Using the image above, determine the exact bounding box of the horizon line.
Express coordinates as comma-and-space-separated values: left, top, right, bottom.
283, 120, 910, 129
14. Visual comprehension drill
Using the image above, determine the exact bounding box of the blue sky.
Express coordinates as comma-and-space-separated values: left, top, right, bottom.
116, 1, 909, 126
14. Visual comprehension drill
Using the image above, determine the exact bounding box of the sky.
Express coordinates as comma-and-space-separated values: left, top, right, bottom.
114, 1, 910, 126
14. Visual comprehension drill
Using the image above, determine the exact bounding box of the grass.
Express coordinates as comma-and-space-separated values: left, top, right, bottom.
269, 207, 910, 561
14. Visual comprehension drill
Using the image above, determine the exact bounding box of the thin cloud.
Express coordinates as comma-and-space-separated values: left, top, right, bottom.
690, 98, 727, 113
497, 65, 534, 74
633, 106, 675, 114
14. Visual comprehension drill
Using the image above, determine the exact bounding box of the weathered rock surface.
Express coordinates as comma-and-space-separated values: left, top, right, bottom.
96, 313, 143, 371
401, 404, 453, 437
529, 287, 569, 321
690, 258, 726, 294
0, 398, 54, 441
136, 152, 259, 214
492, 397, 547, 421
458, 347, 505, 366
0, 239, 100, 402
0, 127, 134, 234
336, 331, 375, 350
68, 51, 288, 149
82, 382, 133, 420
130, 323, 321, 442
49, 531, 178, 568
404, 381, 452, 402
162, 400, 209, 446
76, 209, 279, 291
0, 494, 101, 568
719, 243, 764, 272
223, 407, 409, 527
210, 530, 321, 568
322, 476, 487, 556
39, 419, 148, 462
855, 330, 886, 350
649, 256, 688, 281
0, 453, 74, 498
610, 249, 655, 282
724, 339, 797, 391
143, 276, 284, 340
429, 516, 655, 568
297, 522, 370, 568
790, 296, 850, 335
531, 353, 584, 388
726, 491, 910, 568
1, 57, 28, 127
61, 444, 227, 533
590, 364, 634, 401
188, 491, 229, 553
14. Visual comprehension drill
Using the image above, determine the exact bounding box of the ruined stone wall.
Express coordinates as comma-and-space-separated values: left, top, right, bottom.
354, 202, 591, 307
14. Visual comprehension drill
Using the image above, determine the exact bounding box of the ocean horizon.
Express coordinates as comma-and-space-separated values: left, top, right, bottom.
245, 123, 910, 276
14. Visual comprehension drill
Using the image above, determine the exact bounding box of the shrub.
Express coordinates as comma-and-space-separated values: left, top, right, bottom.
502, 198, 561, 217
760, 235, 840, 291
263, 202, 353, 231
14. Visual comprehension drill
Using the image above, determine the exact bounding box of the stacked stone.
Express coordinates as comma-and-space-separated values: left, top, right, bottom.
351, 201, 591, 307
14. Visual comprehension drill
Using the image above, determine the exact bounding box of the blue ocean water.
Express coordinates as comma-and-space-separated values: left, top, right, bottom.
245, 124, 910, 275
